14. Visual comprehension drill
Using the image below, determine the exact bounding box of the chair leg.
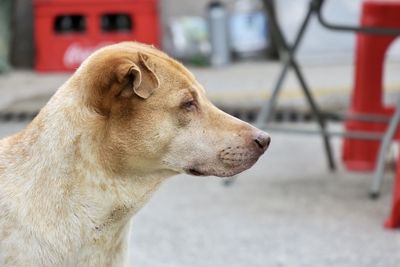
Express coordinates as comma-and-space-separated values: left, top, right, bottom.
256, 1, 313, 126
384, 161, 400, 228
223, 176, 237, 186
255, 57, 290, 127
370, 103, 400, 198
256, 4, 336, 171
291, 59, 336, 171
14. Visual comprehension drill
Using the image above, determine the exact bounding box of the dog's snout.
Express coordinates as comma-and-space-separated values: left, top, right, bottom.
254, 132, 271, 151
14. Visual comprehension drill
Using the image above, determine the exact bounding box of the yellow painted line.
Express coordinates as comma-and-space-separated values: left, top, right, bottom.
208, 83, 400, 102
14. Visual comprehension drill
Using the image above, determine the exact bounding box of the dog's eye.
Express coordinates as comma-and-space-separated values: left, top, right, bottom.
182, 100, 197, 111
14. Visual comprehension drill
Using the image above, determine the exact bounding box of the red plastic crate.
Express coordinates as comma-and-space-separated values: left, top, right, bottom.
34, 0, 160, 71
342, 0, 400, 171
341, 0, 400, 229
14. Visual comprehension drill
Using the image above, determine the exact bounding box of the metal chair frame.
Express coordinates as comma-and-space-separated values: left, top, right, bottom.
256, 0, 400, 197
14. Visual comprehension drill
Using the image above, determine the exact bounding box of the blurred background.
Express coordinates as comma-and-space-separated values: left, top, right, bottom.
1, 0, 400, 266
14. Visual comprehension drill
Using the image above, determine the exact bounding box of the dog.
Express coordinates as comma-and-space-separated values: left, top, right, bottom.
0, 42, 270, 266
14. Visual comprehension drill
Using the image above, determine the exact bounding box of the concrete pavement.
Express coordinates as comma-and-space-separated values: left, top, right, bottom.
128, 129, 400, 267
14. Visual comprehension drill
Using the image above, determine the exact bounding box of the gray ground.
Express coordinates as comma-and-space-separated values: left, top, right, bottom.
1, 122, 399, 267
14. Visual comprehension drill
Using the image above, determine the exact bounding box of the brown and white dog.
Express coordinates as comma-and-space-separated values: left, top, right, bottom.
0, 42, 270, 266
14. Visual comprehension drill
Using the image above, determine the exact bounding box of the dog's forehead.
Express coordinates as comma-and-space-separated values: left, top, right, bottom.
149, 55, 206, 95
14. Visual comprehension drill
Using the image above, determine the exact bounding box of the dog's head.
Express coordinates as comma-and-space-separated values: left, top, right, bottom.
76, 42, 270, 177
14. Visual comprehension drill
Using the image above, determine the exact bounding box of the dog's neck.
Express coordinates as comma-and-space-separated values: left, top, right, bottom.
4, 86, 172, 237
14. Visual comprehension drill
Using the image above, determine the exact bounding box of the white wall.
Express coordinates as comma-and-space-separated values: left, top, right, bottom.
274, 0, 400, 64
160, 0, 400, 64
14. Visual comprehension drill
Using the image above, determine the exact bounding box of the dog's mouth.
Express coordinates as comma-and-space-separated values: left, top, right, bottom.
187, 168, 206, 176
185, 156, 259, 177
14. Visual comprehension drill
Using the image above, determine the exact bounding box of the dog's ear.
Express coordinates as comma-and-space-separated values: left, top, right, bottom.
116, 53, 160, 99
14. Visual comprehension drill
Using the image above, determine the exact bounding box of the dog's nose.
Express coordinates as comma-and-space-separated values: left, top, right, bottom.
254, 132, 271, 152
